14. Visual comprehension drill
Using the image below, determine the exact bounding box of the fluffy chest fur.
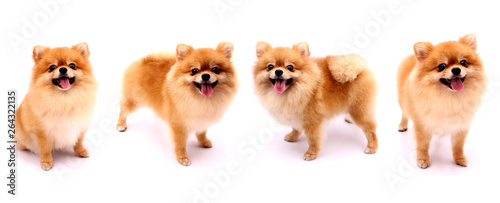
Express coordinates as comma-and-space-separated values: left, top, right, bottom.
178, 97, 230, 132
407, 73, 484, 135
257, 87, 313, 131
165, 86, 234, 133
27, 86, 96, 150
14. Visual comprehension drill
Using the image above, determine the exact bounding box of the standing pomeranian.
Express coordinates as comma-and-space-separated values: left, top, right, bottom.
15, 43, 98, 171
397, 34, 488, 168
253, 42, 378, 160
116, 42, 238, 166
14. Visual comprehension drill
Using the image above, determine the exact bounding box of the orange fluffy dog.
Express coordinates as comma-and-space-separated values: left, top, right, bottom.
116, 42, 238, 166
397, 34, 488, 168
15, 43, 98, 171
253, 42, 378, 160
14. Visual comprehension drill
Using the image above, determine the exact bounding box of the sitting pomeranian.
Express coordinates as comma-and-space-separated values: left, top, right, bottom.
116, 42, 238, 166
15, 43, 98, 171
253, 42, 378, 160
397, 34, 488, 168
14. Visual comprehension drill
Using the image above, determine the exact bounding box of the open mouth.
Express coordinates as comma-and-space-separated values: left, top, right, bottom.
270, 78, 293, 94
52, 77, 75, 90
440, 77, 465, 92
194, 81, 218, 97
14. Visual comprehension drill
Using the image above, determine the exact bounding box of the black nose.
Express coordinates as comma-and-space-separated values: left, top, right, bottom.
202, 73, 210, 81
452, 67, 461, 75
275, 69, 283, 77
59, 67, 67, 74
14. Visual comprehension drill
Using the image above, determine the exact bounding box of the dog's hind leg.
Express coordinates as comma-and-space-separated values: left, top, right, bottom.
398, 113, 409, 132
349, 107, 378, 154
116, 97, 138, 132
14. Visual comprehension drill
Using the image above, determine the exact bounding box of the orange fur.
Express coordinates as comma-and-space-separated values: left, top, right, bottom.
116, 42, 238, 166
14, 43, 98, 171
253, 42, 378, 160
397, 34, 488, 168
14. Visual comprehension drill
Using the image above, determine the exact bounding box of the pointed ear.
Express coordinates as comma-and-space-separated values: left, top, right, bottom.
216, 42, 234, 60
32, 45, 50, 62
413, 42, 433, 60
459, 34, 477, 51
71, 42, 90, 58
176, 44, 194, 61
256, 42, 272, 58
292, 42, 310, 57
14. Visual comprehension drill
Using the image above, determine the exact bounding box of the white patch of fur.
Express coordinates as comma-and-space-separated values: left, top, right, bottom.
42, 117, 89, 149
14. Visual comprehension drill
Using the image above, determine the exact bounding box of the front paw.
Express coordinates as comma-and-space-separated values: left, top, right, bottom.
177, 156, 191, 166
454, 157, 468, 167
303, 151, 318, 161
364, 146, 377, 154
417, 158, 430, 169
116, 125, 127, 132
40, 160, 53, 171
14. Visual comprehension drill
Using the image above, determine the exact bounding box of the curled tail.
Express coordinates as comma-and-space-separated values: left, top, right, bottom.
326, 54, 369, 83
141, 50, 176, 63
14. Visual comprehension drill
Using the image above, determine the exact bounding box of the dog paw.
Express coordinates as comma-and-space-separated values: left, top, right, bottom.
364, 146, 377, 154
284, 135, 298, 142
417, 158, 430, 169
40, 161, 53, 171
303, 152, 318, 161
398, 125, 408, 132
200, 140, 213, 148
454, 157, 468, 167
284, 131, 300, 142
116, 125, 127, 132
75, 148, 89, 158
177, 157, 191, 166
17, 144, 28, 151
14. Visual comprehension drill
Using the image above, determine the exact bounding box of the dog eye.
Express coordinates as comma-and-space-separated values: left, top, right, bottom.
212, 67, 220, 74
49, 65, 57, 72
286, 65, 294, 72
267, 64, 274, 71
460, 60, 467, 67
438, 63, 447, 72
191, 68, 199, 75
69, 63, 76, 70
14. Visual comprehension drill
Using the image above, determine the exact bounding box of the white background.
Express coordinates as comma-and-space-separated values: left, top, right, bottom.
2, 0, 500, 202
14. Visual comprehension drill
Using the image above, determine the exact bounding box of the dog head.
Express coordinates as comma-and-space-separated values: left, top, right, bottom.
31, 43, 93, 92
172, 42, 237, 98
413, 34, 484, 93
254, 42, 312, 94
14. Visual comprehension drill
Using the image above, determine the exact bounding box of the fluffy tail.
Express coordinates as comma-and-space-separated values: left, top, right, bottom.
326, 54, 369, 83
141, 50, 176, 63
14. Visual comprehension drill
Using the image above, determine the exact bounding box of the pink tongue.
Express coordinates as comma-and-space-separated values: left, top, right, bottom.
201, 83, 213, 97
60, 78, 70, 89
274, 79, 286, 94
450, 78, 464, 92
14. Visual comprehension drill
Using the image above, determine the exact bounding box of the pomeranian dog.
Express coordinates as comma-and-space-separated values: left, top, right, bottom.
253, 42, 378, 160
14, 43, 98, 171
116, 42, 238, 166
397, 34, 488, 168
